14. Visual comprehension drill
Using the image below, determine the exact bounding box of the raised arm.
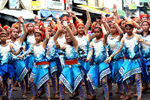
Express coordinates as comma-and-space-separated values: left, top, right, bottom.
0, 24, 5, 32
132, 20, 141, 30
71, 12, 83, 24
63, 21, 78, 47
53, 13, 62, 41
113, 4, 120, 22
101, 13, 110, 33
69, 16, 77, 35
112, 21, 123, 41
84, 9, 91, 34
47, 16, 55, 29
43, 27, 50, 49
19, 16, 28, 44
102, 24, 109, 45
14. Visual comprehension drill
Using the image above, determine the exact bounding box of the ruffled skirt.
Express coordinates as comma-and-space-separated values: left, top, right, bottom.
119, 58, 142, 84
30, 64, 50, 89
13, 60, 28, 82
87, 62, 111, 89
59, 64, 83, 93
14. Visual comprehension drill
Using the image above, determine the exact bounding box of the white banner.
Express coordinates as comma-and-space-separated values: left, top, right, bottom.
47, 0, 64, 10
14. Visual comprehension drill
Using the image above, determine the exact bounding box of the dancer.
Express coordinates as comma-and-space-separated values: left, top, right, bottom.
19, 27, 51, 100
9, 17, 28, 99
54, 20, 84, 100
84, 25, 111, 100
105, 21, 150, 100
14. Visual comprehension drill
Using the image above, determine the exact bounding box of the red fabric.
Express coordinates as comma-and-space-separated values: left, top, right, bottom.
9, 28, 15, 34
54, 25, 58, 33
38, 22, 44, 28
117, 19, 123, 25
42, 27, 51, 33
125, 21, 135, 27
106, 17, 111, 21
91, 22, 96, 33
62, 16, 70, 23
65, 59, 78, 65
35, 31, 43, 40
36, 61, 50, 65
3, 25, 10, 30
76, 23, 85, 29
49, 22, 52, 25
148, 14, 150, 18
0, 32, 6, 35
132, 17, 139, 21
75, 19, 83, 25
26, 23, 35, 32
140, 14, 147, 19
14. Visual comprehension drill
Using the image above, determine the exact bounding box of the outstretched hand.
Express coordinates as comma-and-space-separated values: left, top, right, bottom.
71, 12, 76, 18
18, 16, 24, 24
104, 57, 112, 64
113, 4, 117, 13
18, 55, 24, 60
83, 58, 88, 62
55, 13, 59, 19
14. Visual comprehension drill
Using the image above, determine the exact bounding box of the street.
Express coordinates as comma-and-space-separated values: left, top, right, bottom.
4, 83, 150, 100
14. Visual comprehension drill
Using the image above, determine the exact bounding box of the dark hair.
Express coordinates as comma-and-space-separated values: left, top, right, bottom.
141, 21, 150, 26
94, 27, 102, 33
0, 32, 6, 35
125, 24, 134, 28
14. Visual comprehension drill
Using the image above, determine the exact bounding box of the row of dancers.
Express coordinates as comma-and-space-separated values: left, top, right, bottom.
0, 5, 150, 100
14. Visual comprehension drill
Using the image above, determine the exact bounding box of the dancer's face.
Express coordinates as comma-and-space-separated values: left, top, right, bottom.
110, 24, 118, 35
0, 33, 7, 42
11, 28, 19, 39
141, 16, 147, 21
94, 28, 102, 39
142, 22, 149, 32
77, 25, 85, 35
125, 25, 133, 35
35, 33, 42, 42
120, 20, 126, 29
27, 24, 34, 32
65, 33, 72, 43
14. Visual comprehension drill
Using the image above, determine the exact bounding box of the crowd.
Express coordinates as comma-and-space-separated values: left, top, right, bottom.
0, 4, 150, 100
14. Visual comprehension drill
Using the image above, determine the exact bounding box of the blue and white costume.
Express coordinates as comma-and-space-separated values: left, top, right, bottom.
30, 43, 50, 89
140, 32, 150, 83
10, 40, 28, 82
107, 35, 124, 82
119, 36, 142, 84
25, 34, 36, 69
75, 35, 90, 76
87, 39, 111, 89
59, 44, 83, 93
46, 38, 58, 76
0, 44, 15, 79
57, 36, 66, 73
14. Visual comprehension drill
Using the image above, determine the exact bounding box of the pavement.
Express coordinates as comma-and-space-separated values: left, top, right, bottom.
3, 83, 150, 100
